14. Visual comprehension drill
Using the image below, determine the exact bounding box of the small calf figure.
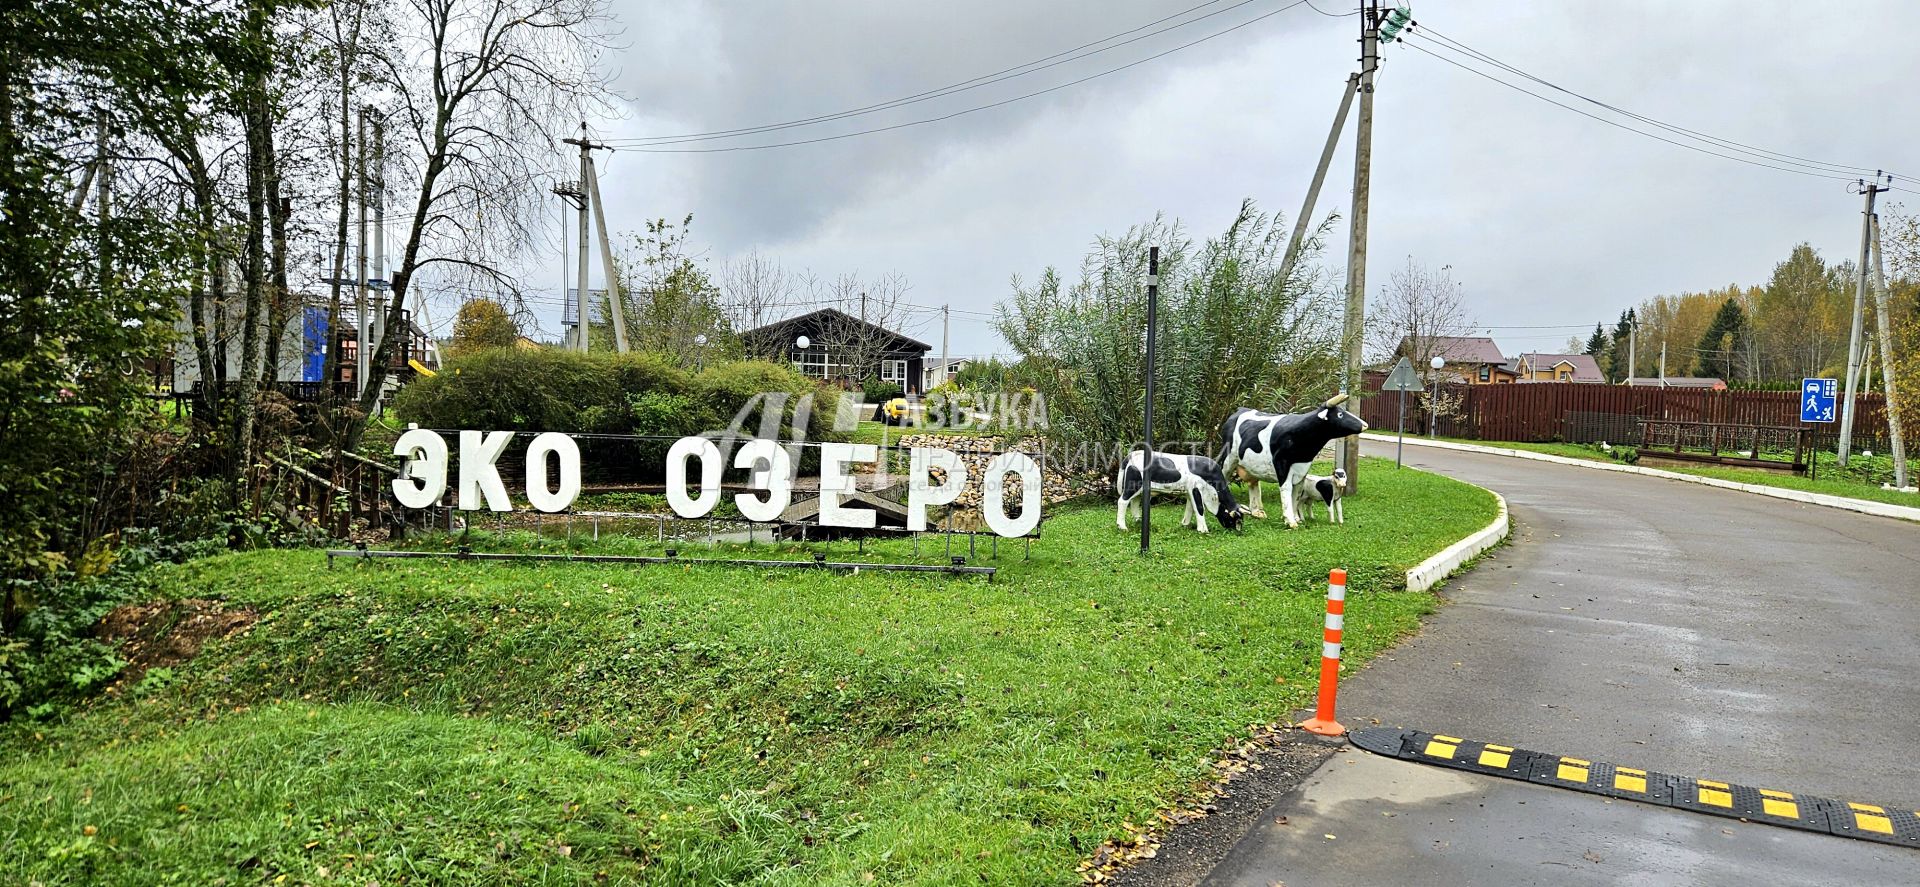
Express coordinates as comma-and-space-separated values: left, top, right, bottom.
1293, 469, 1347, 524
1116, 450, 1244, 534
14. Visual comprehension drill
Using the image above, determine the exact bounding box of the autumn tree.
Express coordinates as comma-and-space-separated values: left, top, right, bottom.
450, 299, 521, 354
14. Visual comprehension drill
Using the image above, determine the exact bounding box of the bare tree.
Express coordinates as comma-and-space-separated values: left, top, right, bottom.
1365, 256, 1476, 384
809, 271, 927, 388
719, 248, 794, 350
350, 0, 612, 441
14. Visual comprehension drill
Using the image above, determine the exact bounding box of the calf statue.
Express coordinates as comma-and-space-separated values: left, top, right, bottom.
1115, 450, 1245, 534
1294, 468, 1347, 525
1217, 395, 1368, 528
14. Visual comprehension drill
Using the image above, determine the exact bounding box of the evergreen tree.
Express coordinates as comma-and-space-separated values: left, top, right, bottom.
1584, 323, 1608, 356
1604, 309, 1636, 381
1693, 298, 1746, 381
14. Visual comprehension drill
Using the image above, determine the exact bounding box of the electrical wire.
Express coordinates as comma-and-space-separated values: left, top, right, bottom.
1395, 34, 1857, 183
605, 0, 1267, 147
1412, 25, 1906, 181
1302, 0, 1360, 16
613, 1, 1310, 154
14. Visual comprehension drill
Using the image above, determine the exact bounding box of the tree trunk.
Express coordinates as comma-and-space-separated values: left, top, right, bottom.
261, 138, 290, 383
230, 4, 272, 496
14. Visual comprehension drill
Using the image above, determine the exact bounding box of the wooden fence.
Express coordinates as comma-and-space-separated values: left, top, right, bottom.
1359, 373, 1894, 447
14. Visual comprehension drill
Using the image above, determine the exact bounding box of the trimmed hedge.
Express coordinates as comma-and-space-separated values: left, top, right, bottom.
390, 349, 844, 479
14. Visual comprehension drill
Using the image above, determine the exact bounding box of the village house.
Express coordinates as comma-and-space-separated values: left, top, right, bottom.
742, 308, 932, 394
1512, 352, 1606, 383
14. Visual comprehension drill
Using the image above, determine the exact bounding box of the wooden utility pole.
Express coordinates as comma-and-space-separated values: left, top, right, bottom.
1338, 0, 1381, 494
1870, 213, 1909, 489
1840, 174, 1889, 466
940, 304, 951, 390
1281, 73, 1359, 286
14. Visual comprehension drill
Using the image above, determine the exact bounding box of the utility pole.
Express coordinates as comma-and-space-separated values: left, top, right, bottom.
551, 167, 586, 350
582, 153, 630, 353
1142, 246, 1160, 555
1839, 173, 1889, 466
1870, 212, 1909, 489
1338, 0, 1382, 495
940, 304, 951, 391
1281, 72, 1360, 286
565, 125, 594, 352
371, 113, 385, 354
355, 105, 369, 397
1628, 313, 1637, 382
1659, 341, 1666, 382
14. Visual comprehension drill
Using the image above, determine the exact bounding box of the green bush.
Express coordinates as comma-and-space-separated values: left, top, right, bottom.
861, 377, 904, 402
392, 348, 844, 450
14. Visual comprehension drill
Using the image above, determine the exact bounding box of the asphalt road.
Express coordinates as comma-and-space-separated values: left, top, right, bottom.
1202, 441, 1920, 886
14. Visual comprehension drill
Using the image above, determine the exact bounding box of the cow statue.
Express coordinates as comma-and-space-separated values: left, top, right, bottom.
1115, 449, 1245, 534
1293, 468, 1347, 524
1217, 395, 1368, 528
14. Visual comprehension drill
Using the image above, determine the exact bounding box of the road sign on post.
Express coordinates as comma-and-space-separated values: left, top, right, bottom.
1382, 357, 1422, 467
1801, 378, 1838, 424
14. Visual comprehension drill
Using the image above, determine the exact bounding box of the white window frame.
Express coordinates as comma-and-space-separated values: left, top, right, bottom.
881, 358, 907, 384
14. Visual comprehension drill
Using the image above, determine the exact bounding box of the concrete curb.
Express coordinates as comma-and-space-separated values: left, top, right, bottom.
1404, 486, 1509, 594
1363, 433, 1920, 524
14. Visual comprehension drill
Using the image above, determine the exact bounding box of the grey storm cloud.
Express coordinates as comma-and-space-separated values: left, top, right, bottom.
550, 0, 1920, 357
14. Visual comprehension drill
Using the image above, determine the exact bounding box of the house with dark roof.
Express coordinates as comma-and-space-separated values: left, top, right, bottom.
1513, 352, 1606, 384
1395, 335, 1518, 384
741, 308, 932, 394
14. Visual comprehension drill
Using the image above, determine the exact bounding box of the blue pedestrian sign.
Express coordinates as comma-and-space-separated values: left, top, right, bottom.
1801, 378, 1837, 423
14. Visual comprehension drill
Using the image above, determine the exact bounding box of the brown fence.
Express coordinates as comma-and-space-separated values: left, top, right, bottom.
1359, 373, 1892, 446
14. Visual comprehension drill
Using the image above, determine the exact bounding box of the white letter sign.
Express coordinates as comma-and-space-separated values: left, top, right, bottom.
732, 438, 792, 523
666, 437, 723, 518
907, 447, 966, 531
458, 430, 514, 512
818, 442, 877, 529
982, 451, 1042, 538
391, 427, 448, 509
523, 432, 581, 513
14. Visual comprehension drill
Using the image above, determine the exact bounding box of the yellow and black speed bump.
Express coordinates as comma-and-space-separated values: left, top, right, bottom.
1348, 727, 1920, 849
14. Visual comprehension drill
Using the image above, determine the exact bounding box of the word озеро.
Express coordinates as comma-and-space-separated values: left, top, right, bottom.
390, 429, 1044, 538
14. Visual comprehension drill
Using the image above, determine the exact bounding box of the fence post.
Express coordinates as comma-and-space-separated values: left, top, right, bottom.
1300, 569, 1348, 737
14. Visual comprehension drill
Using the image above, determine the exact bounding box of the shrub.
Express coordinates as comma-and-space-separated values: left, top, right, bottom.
392, 347, 619, 431
862, 378, 904, 402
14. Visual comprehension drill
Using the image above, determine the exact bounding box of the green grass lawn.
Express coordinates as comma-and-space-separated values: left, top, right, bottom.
0, 457, 1495, 886
1417, 435, 1920, 510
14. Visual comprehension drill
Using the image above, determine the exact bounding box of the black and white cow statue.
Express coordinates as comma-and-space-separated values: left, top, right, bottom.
1293, 468, 1347, 524
1217, 395, 1367, 528
1115, 449, 1245, 534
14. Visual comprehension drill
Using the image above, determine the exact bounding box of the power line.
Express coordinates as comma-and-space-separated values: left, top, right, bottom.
613, 1, 1311, 154
1396, 33, 1859, 183
1302, 0, 1360, 16
1412, 25, 1904, 180
605, 0, 1266, 147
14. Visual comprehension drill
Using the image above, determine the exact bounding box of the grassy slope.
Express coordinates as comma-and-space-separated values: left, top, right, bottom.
1422, 435, 1919, 509
0, 457, 1494, 886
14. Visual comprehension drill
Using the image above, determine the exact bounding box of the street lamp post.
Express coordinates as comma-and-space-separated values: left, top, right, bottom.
1429, 356, 1445, 439
693, 333, 707, 371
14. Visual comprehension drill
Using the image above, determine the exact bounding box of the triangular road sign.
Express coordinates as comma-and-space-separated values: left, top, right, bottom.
1382, 356, 1422, 392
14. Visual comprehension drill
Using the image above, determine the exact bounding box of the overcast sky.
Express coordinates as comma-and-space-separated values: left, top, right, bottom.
532, 0, 1920, 359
